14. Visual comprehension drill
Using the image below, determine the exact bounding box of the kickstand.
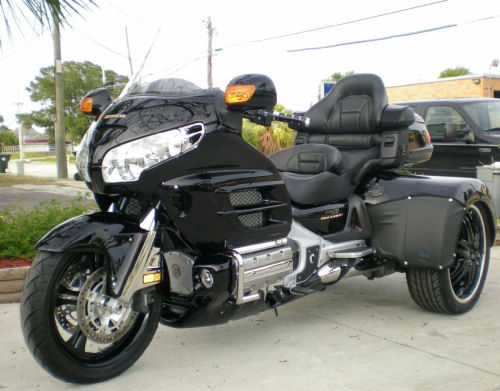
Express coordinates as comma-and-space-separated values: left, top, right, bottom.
274, 307, 279, 317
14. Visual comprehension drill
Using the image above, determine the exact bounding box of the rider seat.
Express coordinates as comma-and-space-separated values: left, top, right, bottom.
269, 74, 415, 206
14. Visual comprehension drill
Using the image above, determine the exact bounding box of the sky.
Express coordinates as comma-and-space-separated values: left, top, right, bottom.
0, 0, 499, 131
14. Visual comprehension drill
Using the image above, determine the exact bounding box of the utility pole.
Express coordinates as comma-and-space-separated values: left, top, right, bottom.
14, 101, 24, 161
206, 16, 214, 88
53, 12, 68, 179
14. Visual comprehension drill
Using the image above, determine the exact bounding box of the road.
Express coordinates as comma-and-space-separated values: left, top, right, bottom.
1, 248, 500, 390
1, 161, 92, 209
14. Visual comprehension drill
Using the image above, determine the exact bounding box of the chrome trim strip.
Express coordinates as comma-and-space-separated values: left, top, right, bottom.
328, 247, 374, 259
232, 251, 245, 304
243, 259, 293, 280
234, 238, 287, 255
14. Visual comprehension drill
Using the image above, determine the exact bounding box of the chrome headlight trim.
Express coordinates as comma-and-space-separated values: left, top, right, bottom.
76, 121, 97, 182
101, 122, 205, 183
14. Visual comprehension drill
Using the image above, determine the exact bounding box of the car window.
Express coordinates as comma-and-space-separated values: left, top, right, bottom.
424, 106, 467, 140
462, 101, 500, 131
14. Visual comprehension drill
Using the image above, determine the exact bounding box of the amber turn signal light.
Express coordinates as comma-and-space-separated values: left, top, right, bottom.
143, 272, 161, 284
225, 84, 256, 104
80, 97, 93, 114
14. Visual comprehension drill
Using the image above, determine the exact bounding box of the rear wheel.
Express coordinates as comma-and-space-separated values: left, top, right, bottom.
406, 203, 490, 314
20, 250, 161, 383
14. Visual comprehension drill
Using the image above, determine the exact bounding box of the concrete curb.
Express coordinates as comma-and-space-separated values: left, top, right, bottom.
0, 266, 29, 303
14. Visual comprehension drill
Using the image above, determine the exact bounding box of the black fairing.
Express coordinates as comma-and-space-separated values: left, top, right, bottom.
155, 131, 291, 251
86, 92, 291, 252
363, 173, 496, 268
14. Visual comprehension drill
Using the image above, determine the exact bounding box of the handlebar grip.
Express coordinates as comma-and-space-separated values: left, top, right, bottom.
244, 110, 310, 130
271, 111, 310, 130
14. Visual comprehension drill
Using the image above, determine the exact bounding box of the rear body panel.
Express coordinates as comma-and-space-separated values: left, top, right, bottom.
363, 173, 496, 268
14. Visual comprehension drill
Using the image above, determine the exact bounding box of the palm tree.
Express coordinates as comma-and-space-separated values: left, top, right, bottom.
0, 0, 95, 45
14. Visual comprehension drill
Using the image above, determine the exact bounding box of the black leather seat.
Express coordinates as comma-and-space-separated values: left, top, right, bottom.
270, 74, 414, 206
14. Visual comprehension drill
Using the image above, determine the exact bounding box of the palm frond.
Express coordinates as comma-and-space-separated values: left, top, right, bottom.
0, 0, 97, 46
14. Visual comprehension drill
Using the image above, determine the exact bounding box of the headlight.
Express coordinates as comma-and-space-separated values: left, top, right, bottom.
76, 121, 97, 182
101, 122, 205, 183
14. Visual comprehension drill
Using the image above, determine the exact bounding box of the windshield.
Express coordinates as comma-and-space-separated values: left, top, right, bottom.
118, 32, 209, 98
462, 101, 500, 131
121, 77, 204, 97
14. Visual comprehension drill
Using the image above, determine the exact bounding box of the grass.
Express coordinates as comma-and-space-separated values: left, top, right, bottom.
0, 174, 56, 186
4, 152, 54, 160
0, 197, 95, 260
3, 152, 75, 163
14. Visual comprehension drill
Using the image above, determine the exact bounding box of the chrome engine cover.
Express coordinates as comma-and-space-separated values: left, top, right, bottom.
233, 239, 293, 304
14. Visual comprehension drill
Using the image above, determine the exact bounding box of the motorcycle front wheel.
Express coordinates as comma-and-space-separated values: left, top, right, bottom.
406, 203, 490, 314
20, 250, 161, 383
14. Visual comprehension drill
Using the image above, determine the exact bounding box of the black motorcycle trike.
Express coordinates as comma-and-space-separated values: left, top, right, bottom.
20, 73, 496, 382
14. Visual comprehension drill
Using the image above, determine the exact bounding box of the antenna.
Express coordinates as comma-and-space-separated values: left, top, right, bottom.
206, 16, 214, 88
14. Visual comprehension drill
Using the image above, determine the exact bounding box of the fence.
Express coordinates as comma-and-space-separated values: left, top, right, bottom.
1, 144, 73, 153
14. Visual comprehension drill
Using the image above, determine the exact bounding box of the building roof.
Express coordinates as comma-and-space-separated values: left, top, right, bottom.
395, 97, 498, 104
388, 74, 500, 89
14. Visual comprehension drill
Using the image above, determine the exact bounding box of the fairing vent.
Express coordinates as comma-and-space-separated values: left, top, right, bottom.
123, 196, 154, 217
185, 123, 205, 145
229, 189, 265, 228
229, 189, 263, 207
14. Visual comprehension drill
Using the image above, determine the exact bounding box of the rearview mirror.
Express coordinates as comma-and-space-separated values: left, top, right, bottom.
225, 74, 277, 112
443, 122, 457, 142
80, 88, 112, 118
459, 127, 475, 144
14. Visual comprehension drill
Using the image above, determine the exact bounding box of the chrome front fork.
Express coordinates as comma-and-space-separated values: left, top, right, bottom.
118, 207, 163, 304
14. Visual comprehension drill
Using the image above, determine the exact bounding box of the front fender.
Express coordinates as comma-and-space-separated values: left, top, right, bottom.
36, 212, 149, 295
36, 212, 147, 252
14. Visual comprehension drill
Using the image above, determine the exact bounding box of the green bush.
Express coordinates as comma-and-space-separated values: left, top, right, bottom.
0, 198, 94, 259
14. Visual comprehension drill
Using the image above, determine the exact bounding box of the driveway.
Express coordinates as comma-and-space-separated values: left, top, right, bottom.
1, 248, 500, 390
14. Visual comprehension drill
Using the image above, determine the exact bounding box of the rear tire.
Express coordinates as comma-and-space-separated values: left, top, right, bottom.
20, 250, 161, 383
406, 203, 490, 314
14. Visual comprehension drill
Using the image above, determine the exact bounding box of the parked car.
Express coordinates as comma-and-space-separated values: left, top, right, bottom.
395, 98, 500, 177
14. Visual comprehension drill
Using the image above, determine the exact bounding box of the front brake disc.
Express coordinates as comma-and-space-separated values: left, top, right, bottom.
76, 267, 138, 344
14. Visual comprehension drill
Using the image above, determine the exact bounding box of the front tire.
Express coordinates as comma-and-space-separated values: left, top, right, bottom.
406, 203, 490, 314
20, 250, 161, 383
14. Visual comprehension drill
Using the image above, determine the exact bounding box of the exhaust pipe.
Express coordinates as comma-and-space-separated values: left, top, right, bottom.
317, 263, 342, 284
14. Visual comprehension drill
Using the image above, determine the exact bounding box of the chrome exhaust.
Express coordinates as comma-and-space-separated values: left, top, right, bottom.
317, 263, 342, 284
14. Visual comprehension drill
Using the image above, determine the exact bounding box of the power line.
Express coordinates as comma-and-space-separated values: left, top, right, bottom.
103, 0, 155, 27
288, 24, 456, 52
0, 33, 42, 62
288, 15, 500, 52
73, 27, 129, 59
221, 0, 448, 50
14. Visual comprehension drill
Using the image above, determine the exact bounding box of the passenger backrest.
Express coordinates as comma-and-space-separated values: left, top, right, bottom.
294, 74, 414, 174
304, 74, 387, 136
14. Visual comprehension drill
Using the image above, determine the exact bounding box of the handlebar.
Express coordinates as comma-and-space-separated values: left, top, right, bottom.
244, 110, 310, 131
